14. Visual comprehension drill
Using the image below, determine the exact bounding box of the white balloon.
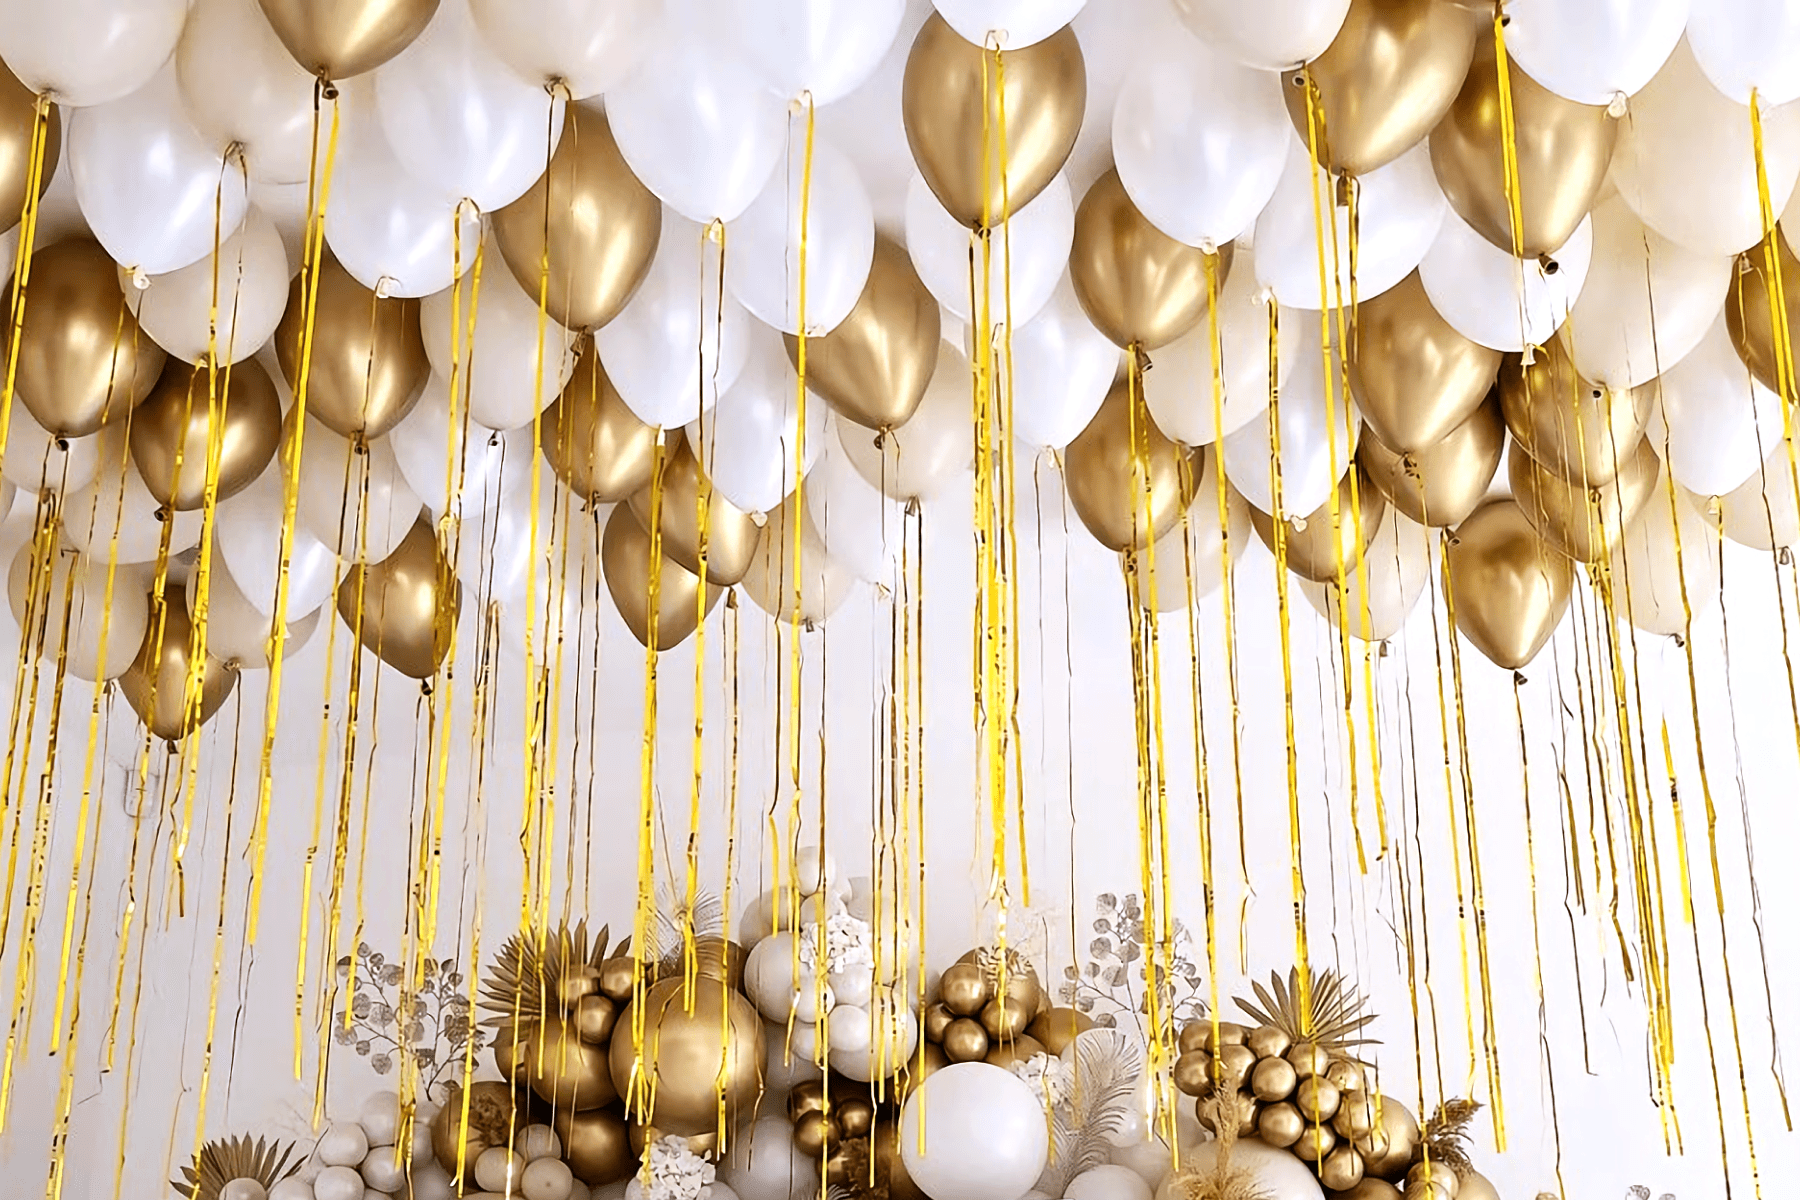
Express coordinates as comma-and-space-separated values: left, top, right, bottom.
1105, 1137, 1171, 1190
6, 538, 149, 681
216, 461, 341, 619
70, 67, 251, 277
0, 0, 185, 108
470, 0, 662, 100
492, 513, 600, 667
728, 138, 875, 336
1165, 0, 1348, 71
1064, 1165, 1152, 1200
1611, 39, 1800, 257
252, 178, 310, 278
389, 375, 529, 519
907, 171, 1072, 327
1066, 0, 1188, 201
827, 992, 917, 1082
311, 1165, 364, 1200
60, 430, 202, 563
1003, 273, 1119, 449
1, 399, 100, 495
522, 1157, 576, 1200
1419, 207, 1593, 352
360, 1145, 409, 1195
1688, 0, 1800, 106
745, 933, 801, 1021
516, 1124, 562, 1164
722, 0, 906, 106
841, 342, 972, 501
1298, 504, 1432, 641
687, 326, 825, 515
899, 1064, 1048, 1200
406, 1162, 455, 1200
295, 420, 424, 562
199, 559, 318, 666
476, 1148, 525, 1196
931, 0, 1086, 50
420, 249, 580, 431
1255, 137, 1446, 311
804, 435, 906, 583
742, 492, 856, 624
1694, 441, 1800, 549
177, 0, 319, 184
1156, 1141, 1321, 1200
125, 208, 290, 364
1111, 34, 1289, 249
1503, 0, 1686, 106
1221, 346, 1360, 518
1648, 314, 1787, 498
1133, 454, 1250, 613
219, 1180, 267, 1200
317, 1124, 372, 1169
596, 215, 752, 428
1612, 467, 1721, 635
606, 34, 787, 223
1562, 195, 1730, 389
456, 476, 566, 605
717, 1117, 817, 1200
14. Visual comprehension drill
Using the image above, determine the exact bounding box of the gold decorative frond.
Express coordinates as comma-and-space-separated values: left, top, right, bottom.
972, 944, 1034, 989
1233, 968, 1377, 1057
172, 1135, 301, 1200
1421, 1097, 1483, 1180
1168, 1093, 1272, 1200
478, 920, 622, 1034
653, 890, 726, 972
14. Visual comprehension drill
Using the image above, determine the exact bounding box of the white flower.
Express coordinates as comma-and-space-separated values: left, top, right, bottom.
1011, 1052, 1074, 1108
625, 1135, 716, 1200
797, 912, 875, 977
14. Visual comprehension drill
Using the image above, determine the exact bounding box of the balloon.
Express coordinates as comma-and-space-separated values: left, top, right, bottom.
293, 416, 425, 561
718, 1117, 814, 1200
0, 0, 185, 109
898, 1064, 1048, 1200
543, 343, 659, 504
1418, 207, 1592, 353
124, 208, 291, 365
1066, 1166, 1152, 1200
1111, 34, 1288, 250
1349, 270, 1497, 455
0, 59, 55, 228
1221, 344, 1360, 518
596, 216, 752, 429
606, 975, 765, 1136
1131, 449, 1248, 612
1609, 466, 1721, 635
1248, 466, 1384, 584
337, 516, 458, 677
1430, 30, 1617, 259
387, 374, 528, 519
1005, 273, 1119, 449
1253, 137, 1445, 311
215, 461, 342, 618
5, 238, 166, 438
1502, 0, 1686, 107
61, 427, 203, 562
902, 14, 1085, 228
792, 235, 940, 434
119, 583, 238, 740
1167, 0, 1347, 72
1510, 436, 1660, 564
256, 0, 440, 81
186, 549, 321, 667
490, 104, 661, 334
1610, 39, 1800, 257
626, 438, 761, 586
0, 396, 100, 495
555, 1107, 634, 1189
377, 0, 565, 212
929, 0, 1084, 51
742, 489, 854, 626
1562, 194, 1730, 390
1649, 314, 1786, 498
1728, 230, 1800, 398
1064, 376, 1196, 551
1696, 442, 1800, 549
1687, 0, 1800, 106
729, 136, 875, 336
723, 0, 906, 105
1499, 338, 1651, 488
1163, 1139, 1322, 1200
1285, 0, 1482, 177
605, 33, 786, 224
469, 0, 660, 100
1070, 169, 1231, 351
129, 359, 283, 511
177, 0, 320, 185
689, 327, 825, 516
1299, 504, 1431, 641
1446, 497, 1573, 669
6, 529, 150, 680
274, 251, 429, 440
600, 503, 721, 650
908, 170, 1070, 330
804, 435, 906, 583
829, 992, 919, 1083
840, 341, 972, 502
1358, 396, 1502, 528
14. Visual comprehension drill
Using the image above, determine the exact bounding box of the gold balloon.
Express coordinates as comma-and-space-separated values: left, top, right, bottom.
1445, 497, 1573, 670
0, 62, 57, 233
5, 239, 165, 438
554, 1106, 634, 1187
575, 994, 617, 1044
1358, 396, 1503, 528
256, 0, 439, 81
1172, 1050, 1214, 1097
600, 504, 722, 651
1025, 1006, 1093, 1055
129, 359, 283, 511
877, 1120, 928, 1200
940, 1017, 989, 1063
923, 1003, 957, 1043
984, 1033, 1045, 1071
901, 14, 1085, 228
1509, 437, 1658, 564
543, 342, 659, 504
493, 1025, 530, 1082
1250, 1055, 1299, 1102
1285, 0, 1483, 177
336, 518, 460, 679
787, 236, 941, 432
1333, 1179, 1402, 1200
792, 1110, 837, 1159
1245, 1024, 1292, 1060
492, 105, 662, 333
1065, 378, 1197, 551
275, 251, 428, 440
1727, 231, 1800, 397
1257, 1101, 1305, 1149
606, 974, 765, 1137
1430, 30, 1617, 258
1249, 468, 1386, 583
1458, 1171, 1502, 1200
687, 936, 749, 990
120, 584, 238, 742
1358, 1096, 1419, 1181
1318, 1145, 1367, 1193
431, 1080, 520, 1181
599, 957, 636, 1002
788, 1079, 829, 1121
1070, 170, 1233, 351
523, 1017, 619, 1111
978, 996, 1033, 1042
627, 438, 760, 586
1499, 340, 1651, 488
937, 962, 990, 1017
1349, 270, 1499, 455
836, 1095, 877, 1141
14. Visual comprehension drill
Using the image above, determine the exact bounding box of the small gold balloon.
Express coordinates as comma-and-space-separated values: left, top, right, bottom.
1334, 1089, 1378, 1140
1457, 1171, 1502, 1200
1508, 436, 1659, 564
554, 1106, 634, 1187
492, 105, 661, 333
1258, 1100, 1305, 1149
937, 963, 989, 1017
337, 518, 460, 679
1359, 396, 1503, 529
543, 341, 659, 505
985, 1033, 1046, 1071
1499, 340, 1651, 489
1070, 170, 1233, 351
1215, 1043, 1258, 1091
979, 996, 1033, 1043
129, 359, 283, 511
256, 0, 439, 80
1195, 1021, 1248, 1053
1350, 271, 1500, 456
598, 957, 636, 1002
1287, 1043, 1332, 1079
1065, 377, 1198, 552
1286, 0, 1483, 177
120, 584, 238, 742
901, 14, 1085, 229
1251, 1055, 1299, 1102
1245, 1024, 1292, 1061
1361, 1096, 1421, 1181
788, 1079, 829, 1121
1172, 1050, 1214, 1097
1406, 1161, 1457, 1194
6, 239, 166, 438
1026, 1007, 1093, 1055
923, 1003, 957, 1043
1292, 1121, 1338, 1163
600, 503, 722, 651
1333, 1180, 1403, 1200
791, 1110, 837, 1159
628, 438, 760, 586
574, 994, 617, 1045
0, 62, 57, 235
432, 1080, 519, 1182
940, 1017, 989, 1063
559, 964, 603, 1010
523, 1017, 619, 1112
275, 251, 428, 441
1176, 1021, 1210, 1054
1325, 1059, 1366, 1094
1294, 1075, 1342, 1123
1249, 467, 1386, 584
1319, 1144, 1368, 1193
836, 1095, 877, 1141
606, 974, 765, 1137
1446, 496, 1574, 669
1728, 231, 1800, 397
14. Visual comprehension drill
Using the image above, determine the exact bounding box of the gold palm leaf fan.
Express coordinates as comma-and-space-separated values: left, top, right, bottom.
171, 1134, 301, 1200
1233, 968, 1378, 1059
478, 920, 628, 1042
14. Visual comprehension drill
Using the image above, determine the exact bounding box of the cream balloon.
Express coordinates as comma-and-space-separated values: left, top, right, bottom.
1166, 0, 1347, 71
6, 539, 149, 682
899, 1064, 1049, 1200
716, 1117, 814, 1200
804, 434, 906, 584
1611, 468, 1721, 636
742, 489, 855, 626
294, 418, 424, 561
828, 993, 918, 1083
1298, 504, 1432, 642
387, 374, 530, 519
722, 0, 906, 106
1220, 346, 1360, 519
929, 0, 1085, 50
1131, 451, 1248, 612
1157, 1140, 1322, 1200
1419, 207, 1593, 353
1694, 443, 1800, 550
907, 170, 1071, 328
1688, 0, 1800, 106
727, 136, 875, 336
60, 429, 203, 564
177, 0, 320, 185
686, 325, 825, 516
469, 0, 660, 99
1648, 314, 1787, 498
0, 397, 101, 495
186, 548, 322, 668
841, 342, 972, 501
215, 462, 342, 619
252, 178, 309, 276
1002, 273, 1119, 450
124, 208, 291, 365
1503, 0, 1686, 106
0, 0, 186, 108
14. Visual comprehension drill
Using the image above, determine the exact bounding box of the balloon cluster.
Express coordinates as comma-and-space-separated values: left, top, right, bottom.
277, 1091, 465, 1200
920, 946, 1057, 1071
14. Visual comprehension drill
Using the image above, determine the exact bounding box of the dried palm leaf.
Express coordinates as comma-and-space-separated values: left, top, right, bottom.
652, 890, 726, 974
172, 1135, 301, 1200
478, 920, 623, 1037
1036, 1027, 1144, 1196
1233, 968, 1377, 1057
1420, 1097, 1483, 1180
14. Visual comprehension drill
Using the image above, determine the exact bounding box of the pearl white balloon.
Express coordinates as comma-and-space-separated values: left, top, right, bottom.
728, 138, 875, 336
792, 982, 835, 1023
1221, 346, 1360, 518
295, 420, 424, 562
1688, 0, 1800, 106
453, 475, 561, 604
220, 1180, 268, 1200
1, 398, 101, 495
357, 1089, 404, 1148
1693, 442, 1800, 549
828, 963, 875, 1008
476, 1148, 525, 1195
515, 1125, 562, 1163
1156, 1140, 1321, 1200
312, 1165, 364, 1200
687, 325, 825, 515
722, 0, 906, 106
1503, 0, 1686, 106
1106, 1137, 1171, 1189
491, 515, 599, 668
125, 207, 290, 365
1064, 1165, 1152, 1200
1003, 273, 1119, 449
828, 993, 917, 1082
1133, 454, 1250, 613
1255, 137, 1446, 311
931, 0, 1086, 50
1612, 466, 1721, 635
1649, 315, 1787, 498
269, 1178, 315, 1200
1165, 0, 1349, 71
805, 436, 905, 583
1419, 207, 1593, 353
0, 0, 186, 109
70, 67, 251, 277
523, 1157, 576, 1200
186, 546, 320, 668
742, 490, 856, 624
907, 171, 1072, 327
360, 1145, 408, 1194
745, 932, 801, 1021
827, 1002, 873, 1053
420, 249, 580, 431
899, 1064, 1049, 1200
61, 431, 202, 563
388, 375, 529, 519
717, 1116, 816, 1200
470, 0, 663, 100
841, 342, 972, 501
409, 1161, 455, 1200
318, 1124, 372, 1168
6, 540, 149, 682
216, 461, 342, 619
1298, 505, 1432, 641
177, 0, 320, 184
1112, 34, 1289, 249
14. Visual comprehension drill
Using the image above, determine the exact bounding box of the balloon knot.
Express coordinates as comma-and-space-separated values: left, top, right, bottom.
1538, 254, 1560, 276
1290, 515, 1308, 533
130, 268, 151, 291
374, 276, 397, 300
420, 679, 433, 696
905, 496, 921, 518
1197, 238, 1218, 257
788, 91, 815, 116
547, 78, 572, 102
54, 437, 68, 452
1782, 546, 1794, 567
983, 30, 1010, 51
748, 510, 768, 529
1520, 343, 1538, 366
1607, 92, 1629, 119
154, 507, 171, 523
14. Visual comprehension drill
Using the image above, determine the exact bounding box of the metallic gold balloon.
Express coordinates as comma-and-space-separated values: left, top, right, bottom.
1257, 1101, 1305, 1149
256, 0, 439, 81
275, 251, 428, 441
787, 1079, 829, 1121
492, 1025, 531, 1082
923, 1004, 956, 1043
1286, 1043, 1332, 1079
1245, 1024, 1292, 1060
606, 975, 765, 1137
600, 504, 722, 651
1294, 1075, 1342, 1122
688, 936, 749, 990
523, 1017, 619, 1111
1499, 339, 1651, 488
598, 957, 636, 1002
1025, 1007, 1092, 1055
1324, 1058, 1366, 1095
1445, 498, 1573, 669
336, 518, 460, 679
940, 1018, 989, 1063
543, 342, 659, 504
1070, 170, 1234, 351
492, 105, 661, 333
1349, 270, 1499, 455
1319, 1145, 1367, 1193
0, 62, 57, 232
1195, 1020, 1248, 1052
901, 14, 1085, 229
554, 1107, 634, 1187
129, 359, 283, 511
1430, 31, 1617, 258
984, 1033, 1045, 1071
1509, 436, 1658, 564
1285, 0, 1482, 177
432, 1081, 520, 1182
627, 439, 760, 586
1065, 378, 1198, 551
787, 237, 941, 432
1333, 1177, 1403, 1200
120, 584, 238, 742
937, 963, 989, 1017
978, 996, 1032, 1042
792, 1110, 837, 1159
5, 239, 166, 438
1249, 467, 1386, 583
558, 964, 602, 1010
1214, 1042, 1257, 1091
1727, 231, 1800, 397
1334, 1089, 1378, 1140
575, 994, 617, 1045
1358, 396, 1503, 528
835, 1095, 876, 1141
1172, 1051, 1213, 1097
1250, 1055, 1299, 1102
1292, 1122, 1337, 1163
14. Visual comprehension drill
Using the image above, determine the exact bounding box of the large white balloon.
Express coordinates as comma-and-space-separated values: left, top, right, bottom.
1649, 314, 1787, 498
1688, 0, 1800, 107
1111, 34, 1289, 249
294, 420, 424, 562
177, 0, 320, 185
1156, 1140, 1322, 1200
1003, 273, 1118, 449
907, 171, 1072, 328
469, 0, 663, 100
1693, 443, 1800, 549
687, 326, 825, 515
6, 541, 149, 683
61, 430, 202, 564
899, 1063, 1049, 1200
728, 138, 875, 336
931, 0, 1086, 50
717, 1117, 817, 1200
125, 208, 290, 365
0, 0, 186, 109
1612, 468, 1721, 635
1, 398, 101, 495
1165, 0, 1348, 71
1419, 207, 1593, 353
69, 67, 251, 277
841, 342, 972, 501
1503, 0, 1687, 106
1254, 137, 1446, 311
420, 246, 580, 431
1133, 451, 1249, 612
186, 550, 321, 668
215, 463, 342, 619
388, 375, 530, 519
492, 504, 600, 665
1298, 504, 1432, 641
804, 435, 905, 584
1220, 346, 1360, 519
722, 0, 906, 106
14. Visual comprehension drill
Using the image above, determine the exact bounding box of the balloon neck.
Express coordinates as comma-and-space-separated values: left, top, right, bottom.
982, 30, 1010, 52
1537, 254, 1560, 276
129, 268, 151, 291
374, 276, 397, 300
1606, 93, 1629, 119
1520, 344, 1538, 366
